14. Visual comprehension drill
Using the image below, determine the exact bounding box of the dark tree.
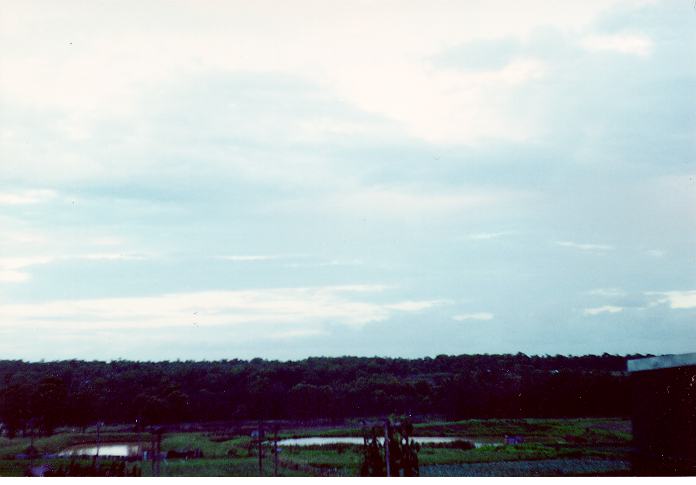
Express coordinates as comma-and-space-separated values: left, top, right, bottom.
0, 353, 639, 429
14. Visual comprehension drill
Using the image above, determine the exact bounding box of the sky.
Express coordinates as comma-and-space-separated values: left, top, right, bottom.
0, 0, 694, 361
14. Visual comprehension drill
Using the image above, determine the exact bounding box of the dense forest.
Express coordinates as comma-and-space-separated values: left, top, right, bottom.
0, 354, 644, 437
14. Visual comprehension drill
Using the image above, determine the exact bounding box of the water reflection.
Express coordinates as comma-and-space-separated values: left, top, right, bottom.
277, 437, 496, 447
58, 443, 141, 457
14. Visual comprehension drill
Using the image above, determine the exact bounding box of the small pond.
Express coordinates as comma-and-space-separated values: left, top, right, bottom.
58, 437, 501, 457
277, 437, 498, 447
58, 443, 142, 458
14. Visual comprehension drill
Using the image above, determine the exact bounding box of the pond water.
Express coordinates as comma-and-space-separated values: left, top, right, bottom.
58, 437, 500, 457
277, 437, 496, 447
58, 443, 142, 457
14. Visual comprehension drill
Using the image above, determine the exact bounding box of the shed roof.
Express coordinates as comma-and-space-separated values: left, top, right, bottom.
627, 352, 696, 373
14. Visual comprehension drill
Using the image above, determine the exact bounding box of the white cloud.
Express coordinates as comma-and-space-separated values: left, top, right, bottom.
386, 300, 446, 312
0, 256, 54, 269
0, 256, 55, 283
0, 252, 151, 283
466, 231, 513, 240
0, 269, 30, 283
556, 241, 614, 252
587, 287, 627, 297
645, 249, 665, 258
584, 305, 623, 316
267, 328, 327, 340
294, 118, 397, 142
283, 258, 365, 269
90, 237, 126, 247
319, 259, 364, 267
0, 285, 434, 332
453, 312, 494, 321
0, 189, 57, 205
79, 253, 149, 261
338, 188, 495, 213
329, 57, 548, 144
581, 33, 654, 57
646, 290, 696, 309
2, 230, 47, 245
219, 255, 280, 262
316, 186, 534, 219
0, 0, 629, 164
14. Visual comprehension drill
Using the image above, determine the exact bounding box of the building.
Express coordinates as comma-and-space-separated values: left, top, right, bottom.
628, 352, 696, 475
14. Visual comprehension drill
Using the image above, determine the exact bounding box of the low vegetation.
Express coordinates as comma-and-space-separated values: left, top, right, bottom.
0, 417, 632, 476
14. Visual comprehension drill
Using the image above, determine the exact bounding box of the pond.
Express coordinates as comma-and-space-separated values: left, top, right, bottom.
58, 443, 142, 458
276, 437, 497, 447
58, 436, 501, 457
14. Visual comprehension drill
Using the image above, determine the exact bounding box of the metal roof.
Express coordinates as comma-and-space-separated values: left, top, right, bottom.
627, 352, 696, 372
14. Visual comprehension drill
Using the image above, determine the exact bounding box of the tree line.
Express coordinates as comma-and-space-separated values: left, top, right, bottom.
0, 353, 643, 437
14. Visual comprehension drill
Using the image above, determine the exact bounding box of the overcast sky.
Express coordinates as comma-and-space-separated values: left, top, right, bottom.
1, 0, 694, 361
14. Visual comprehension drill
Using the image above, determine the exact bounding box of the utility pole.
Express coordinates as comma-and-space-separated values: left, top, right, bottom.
384, 420, 391, 477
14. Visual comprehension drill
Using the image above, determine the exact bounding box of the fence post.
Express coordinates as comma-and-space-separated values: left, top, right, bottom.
257, 420, 263, 476
384, 420, 391, 477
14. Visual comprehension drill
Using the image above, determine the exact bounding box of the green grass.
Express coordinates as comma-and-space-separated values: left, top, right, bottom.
412, 418, 631, 444
0, 453, 310, 477
146, 457, 306, 477
0, 460, 26, 477
278, 445, 363, 475
418, 443, 556, 465
419, 442, 630, 466
277, 426, 360, 439
161, 433, 247, 458
0, 457, 141, 477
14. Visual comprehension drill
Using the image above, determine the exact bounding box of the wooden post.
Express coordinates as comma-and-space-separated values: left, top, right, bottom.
137, 420, 143, 463
29, 421, 34, 471
257, 421, 263, 476
273, 428, 279, 477
155, 429, 162, 477
150, 433, 156, 476
150, 428, 163, 477
95, 421, 102, 469
384, 420, 391, 477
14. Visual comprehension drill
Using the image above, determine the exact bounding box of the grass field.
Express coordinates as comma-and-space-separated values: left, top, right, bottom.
0, 417, 633, 476
421, 459, 631, 477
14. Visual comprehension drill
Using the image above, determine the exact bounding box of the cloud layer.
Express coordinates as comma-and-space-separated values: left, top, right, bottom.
0, 0, 694, 360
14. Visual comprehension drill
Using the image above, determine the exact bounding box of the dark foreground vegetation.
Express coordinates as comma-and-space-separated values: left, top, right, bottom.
0, 353, 643, 436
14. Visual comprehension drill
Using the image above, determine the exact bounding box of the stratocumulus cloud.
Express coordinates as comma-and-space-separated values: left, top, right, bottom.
580, 33, 654, 57
0, 286, 437, 332
556, 241, 614, 252
584, 306, 624, 316
0, 189, 57, 205
646, 291, 696, 310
